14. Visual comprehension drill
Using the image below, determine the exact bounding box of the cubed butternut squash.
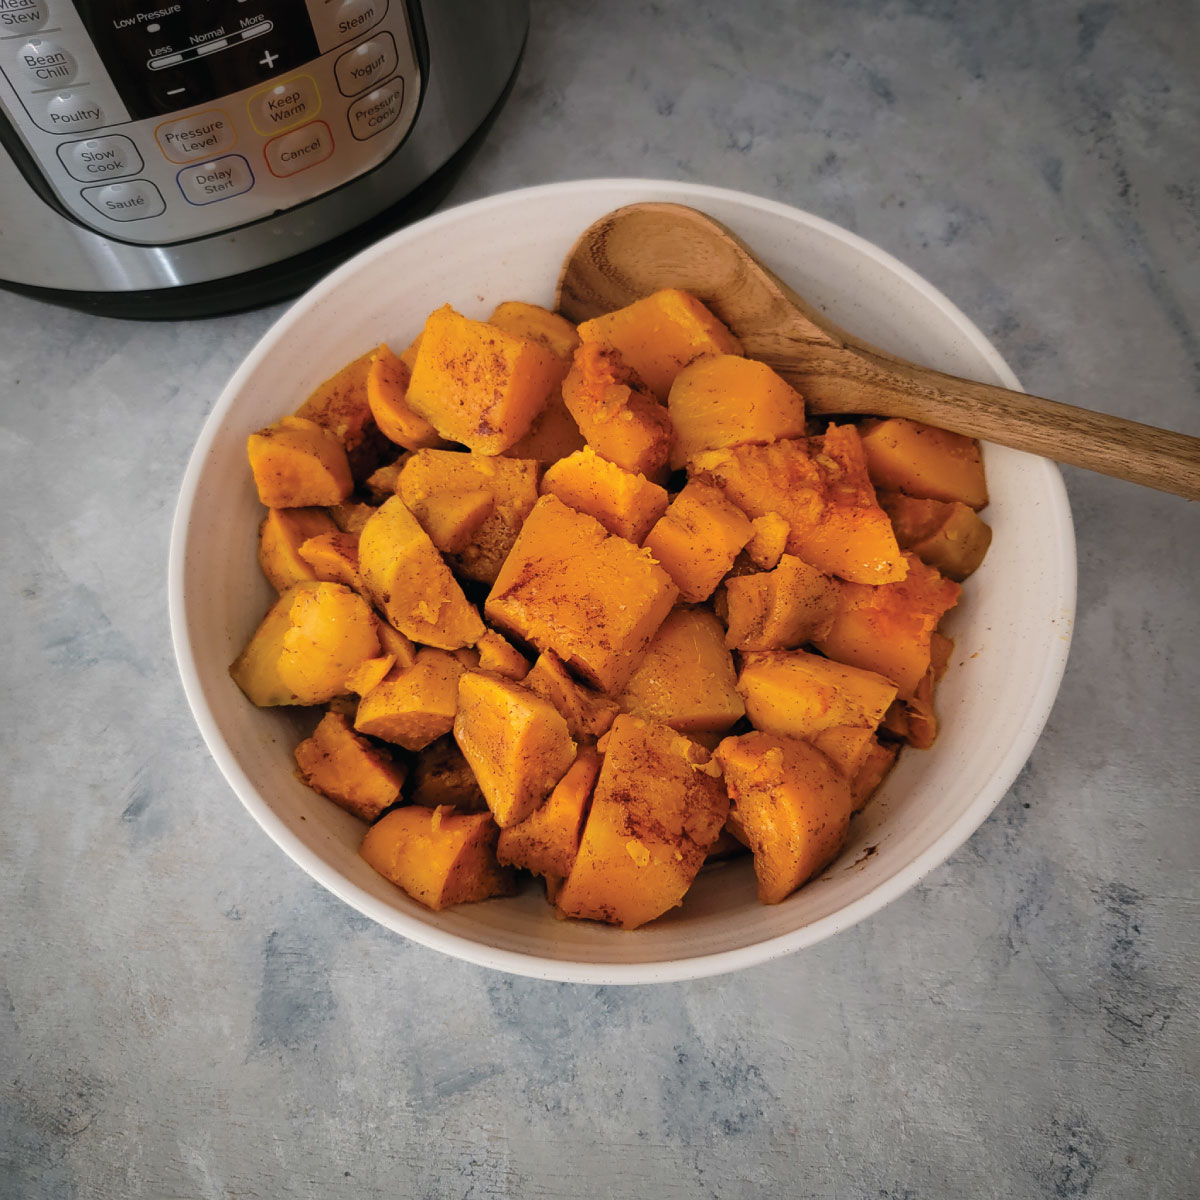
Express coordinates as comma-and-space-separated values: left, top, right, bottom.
474, 629, 530, 681
879, 490, 992, 581
328, 500, 377, 535
373, 614, 418, 671
360, 806, 515, 911
540, 445, 669, 542
503, 389, 587, 464
523, 651, 620, 741
851, 737, 900, 811
344, 653, 395, 696
745, 512, 790, 570
667, 354, 805, 469
485, 494, 679, 694
358, 496, 485, 650
617, 607, 744, 732
258, 506, 338, 592
405, 305, 561, 453
642, 479, 753, 602
577, 288, 743, 400
297, 531, 363, 592
294, 349, 390, 481
809, 724, 876, 779
723, 554, 840, 651
860, 417, 989, 509
408, 735, 488, 812
247, 415, 354, 508
556, 715, 729, 929
354, 647, 467, 751
294, 711, 406, 821
363, 456, 406, 504
488, 300, 581, 378
715, 732, 855, 904
693, 426, 906, 584
453, 671, 578, 827
365, 343, 447, 451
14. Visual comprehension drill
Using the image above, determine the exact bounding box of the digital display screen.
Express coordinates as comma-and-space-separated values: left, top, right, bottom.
71, 1, 320, 118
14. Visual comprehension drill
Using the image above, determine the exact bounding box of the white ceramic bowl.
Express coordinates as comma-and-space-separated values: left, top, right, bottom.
170, 179, 1076, 984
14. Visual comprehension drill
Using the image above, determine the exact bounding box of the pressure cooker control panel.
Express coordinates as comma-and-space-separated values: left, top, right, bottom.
0, 0, 423, 245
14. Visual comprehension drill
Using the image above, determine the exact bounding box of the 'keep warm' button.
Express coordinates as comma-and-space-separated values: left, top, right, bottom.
249, 76, 321, 136
348, 75, 404, 140
81, 179, 165, 222
265, 120, 334, 178
177, 155, 254, 205
156, 110, 236, 163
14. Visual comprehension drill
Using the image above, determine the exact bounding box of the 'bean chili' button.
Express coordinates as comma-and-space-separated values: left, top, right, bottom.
347, 75, 404, 140
16, 38, 75, 87
81, 179, 165, 222
155, 110, 236, 163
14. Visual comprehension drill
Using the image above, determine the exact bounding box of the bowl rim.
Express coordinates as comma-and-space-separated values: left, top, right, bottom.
169, 177, 1076, 984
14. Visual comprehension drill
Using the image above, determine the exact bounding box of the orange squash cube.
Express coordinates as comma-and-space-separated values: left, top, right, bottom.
577, 288, 743, 400
667, 354, 805, 469
474, 629, 530, 681
405, 305, 561, 453
372, 614, 417, 671
540, 445, 669, 542
257, 506, 338, 592
860, 417, 989, 509
247, 415, 354, 508
879, 491, 992, 581
556, 715, 729, 929
523, 651, 620, 741
485, 494, 679, 693
408, 736, 488, 812
642, 480, 753, 602
745, 512, 791, 570
851, 738, 900, 811
294, 349, 389, 480
503, 388, 587, 464
365, 343, 447, 452
488, 300, 581, 377
360, 806, 515, 911
723, 554, 840, 651
298, 531, 363, 592
294, 711, 406, 821
354, 647, 467, 751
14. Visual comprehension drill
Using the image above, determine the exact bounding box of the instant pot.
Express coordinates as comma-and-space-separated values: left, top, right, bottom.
0, 0, 527, 317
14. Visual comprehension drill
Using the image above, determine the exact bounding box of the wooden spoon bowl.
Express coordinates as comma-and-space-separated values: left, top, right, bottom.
556, 202, 1200, 500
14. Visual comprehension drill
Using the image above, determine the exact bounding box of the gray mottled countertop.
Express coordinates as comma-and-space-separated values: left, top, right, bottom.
3, 1, 1198, 1196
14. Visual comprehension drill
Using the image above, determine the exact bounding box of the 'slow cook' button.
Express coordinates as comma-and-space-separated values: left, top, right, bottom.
265, 120, 334, 178
156, 110, 236, 163
57, 134, 143, 182
81, 179, 165, 222
248, 75, 321, 136
177, 154, 254, 205
348, 76, 404, 140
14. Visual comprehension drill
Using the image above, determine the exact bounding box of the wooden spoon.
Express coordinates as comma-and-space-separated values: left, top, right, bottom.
555, 202, 1200, 500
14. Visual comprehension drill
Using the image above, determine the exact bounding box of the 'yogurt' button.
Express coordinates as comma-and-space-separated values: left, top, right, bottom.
176, 154, 254, 205
0, 1, 48, 35
248, 75, 321, 135
155, 109, 236, 163
348, 76, 404, 140
44, 91, 105, 132
335, 32, 397, 96
264, 120, 334, 177
81, 179, 165, 222
16, 38, 75, 86
57, 134, 143, 182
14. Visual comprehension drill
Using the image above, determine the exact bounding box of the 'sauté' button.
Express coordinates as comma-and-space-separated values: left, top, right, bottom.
81, 179, 166, 222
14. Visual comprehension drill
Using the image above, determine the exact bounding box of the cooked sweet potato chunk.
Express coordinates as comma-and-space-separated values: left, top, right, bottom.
405, 305, 561, 453
667, 354, 805, 469
723, 554, 840, 651
453, 671, 578, 827
693, 426, 906, 584
815, 552, 961, 699
365, 343, 447, 452
879, 490, 992, 581
577, 288, 743, 400
618, 607, 744, 732
860, 418, 989, 509
247, 416, 354, 508
294, 711, 406, 821
354, 647, 467, 751
737, 649, 898, 738
523, 651, 619, 741
496, 745, 602, 880
540, 445, 669, 543
258, 506, 338, 592
642, 480, 753, 602
715, 732, 855, 904
358, 496, 485, 650
360, 806, 516, 911
485, 494, 678, 694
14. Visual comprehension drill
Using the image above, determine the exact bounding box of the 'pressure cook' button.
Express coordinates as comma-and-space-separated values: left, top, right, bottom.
335, 32, 397, 96
265, 121, 334, 177
0, 1, 48, 35
248, 75, 321, 135
176, 155, 254, 205
348, 76, 404, 140
155, 110, 235, 163
57, 134, 143, 182
16, 38, 75, 86
44, 92, 105, 133
81, 180, 165, 222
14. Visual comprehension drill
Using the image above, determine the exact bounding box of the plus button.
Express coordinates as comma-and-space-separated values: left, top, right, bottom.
259, 49, 280, 69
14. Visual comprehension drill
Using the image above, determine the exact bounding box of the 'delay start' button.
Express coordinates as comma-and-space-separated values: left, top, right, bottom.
81, 179, 165, 222
176, 155, 254, 205
264, 120, 334, 178
248, 75, 321, 136
155, 110, 236, 164
348, 76, 404, 140
57, 134, 143, 182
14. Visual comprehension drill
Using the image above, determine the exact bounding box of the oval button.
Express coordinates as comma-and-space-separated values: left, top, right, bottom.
81, 180, 165, 222
309, 0, 388, 51
44, 91, 105, 133
335, 32, 397, 97
348, 76, 404, 140
57, 134, 143, 182
176, 154, 254, 205
17, 38, 75, 86
248, 75, 321, 136
0, 1, 49, 36
155, 109, 236, 163
264, 120, 334, 177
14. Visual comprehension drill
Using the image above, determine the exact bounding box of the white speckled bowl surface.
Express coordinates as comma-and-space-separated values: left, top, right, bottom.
169, 179, 1076, 984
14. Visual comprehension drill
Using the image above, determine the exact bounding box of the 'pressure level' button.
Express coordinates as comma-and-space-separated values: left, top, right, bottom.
81, 180, 165, 222
155, 110, 236, 163
44, 91, 105, 133
176, 155, 254, 205
347, 76, 404, 140
57, 134, 143, 182
16, 38, 75, 86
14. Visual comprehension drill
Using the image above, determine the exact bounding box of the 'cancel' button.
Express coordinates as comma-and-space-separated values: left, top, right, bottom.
347, 75, 404, 140
81, 179, 165, 222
